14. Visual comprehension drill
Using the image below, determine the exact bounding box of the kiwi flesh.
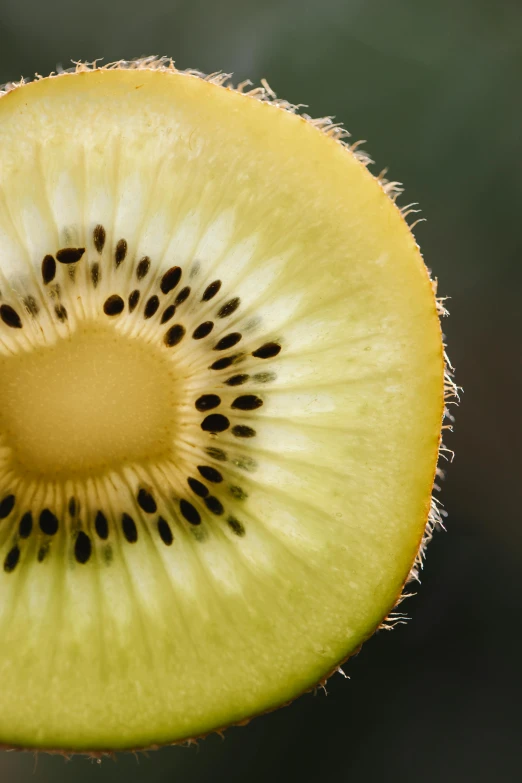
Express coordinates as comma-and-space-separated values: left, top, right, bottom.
0, 59, 452, 752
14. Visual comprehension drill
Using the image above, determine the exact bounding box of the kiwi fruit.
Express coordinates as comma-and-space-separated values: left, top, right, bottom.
0, 58, 453, 753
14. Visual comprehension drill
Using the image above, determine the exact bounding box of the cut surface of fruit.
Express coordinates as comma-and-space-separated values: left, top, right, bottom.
0, 62, 446, 751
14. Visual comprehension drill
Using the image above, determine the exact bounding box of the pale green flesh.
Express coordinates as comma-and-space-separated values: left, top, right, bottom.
0, 67, 443, 750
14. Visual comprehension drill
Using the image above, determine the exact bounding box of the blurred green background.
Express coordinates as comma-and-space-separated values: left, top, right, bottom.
0, 1, 520, 781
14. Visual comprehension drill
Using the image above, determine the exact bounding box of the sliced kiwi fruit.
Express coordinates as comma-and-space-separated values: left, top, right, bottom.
0, 60, 451, 752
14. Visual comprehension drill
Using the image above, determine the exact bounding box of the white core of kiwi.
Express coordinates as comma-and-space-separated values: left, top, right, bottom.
0, 59, 454, 753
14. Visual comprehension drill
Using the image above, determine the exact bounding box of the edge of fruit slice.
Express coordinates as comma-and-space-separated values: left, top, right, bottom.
0, 57, 457, 754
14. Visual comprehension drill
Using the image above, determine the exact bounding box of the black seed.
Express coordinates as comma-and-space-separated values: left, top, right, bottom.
122, 513, 138, 543
202, 280, 222, 301
229, 485, 248, 501
115, 239, 127, 267
56, 247, 85, 264
136, 256, 151, 280
128, 289, 140, 312
164, 324, 186, 347
232, 425, 256, 438
192, 321, 214, 339
204, 495, 225, 516
137, 488, 157, 514
175, 286, 191, 306
161, 304, 176, 324
227, 516, 245, 536
160, 266, 182, 294
157, 517, 173, 545
226, 374, 249, 386
218, 297, 240, 318
0, 495, 15, 519
206, 447, 227, 462
54, 304, 68, 322
180, 499, 201, 526
93, 224, 106, 253
144, 295, 160, 319
0, 305, 22, 329
4, 546, 20, 573
37, 545, 48, 563
187, 477, 209, 498
214, 332, 242, 351
201, 414, 230, 433
197, 465, 223, 483
209, 356, 233, 371
68, 497, 77, 517
74, 531, 92, 564
42, 254, 56, 284
39, 509, 58, 535
195, 394, 221, 412
91, 263, 100, 288
103, 294, 125, 316
232, 395, 263, 411
19, 512, 33, 538
23, 296, 39, 316
205, 496, 224, 515
252, 371, 277, 383
252, 342, 281, 359
95, 511, 109, 540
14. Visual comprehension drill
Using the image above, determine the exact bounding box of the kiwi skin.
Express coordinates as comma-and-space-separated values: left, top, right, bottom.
0, 57, 457, 756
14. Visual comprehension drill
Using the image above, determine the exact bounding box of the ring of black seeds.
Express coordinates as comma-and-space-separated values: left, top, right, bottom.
0, 238, 292, 576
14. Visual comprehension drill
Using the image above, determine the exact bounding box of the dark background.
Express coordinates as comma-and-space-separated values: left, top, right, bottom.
0, 1, 520, 781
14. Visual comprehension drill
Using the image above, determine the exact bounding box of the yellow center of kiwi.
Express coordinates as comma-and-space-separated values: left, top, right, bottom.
0, 325, 177, 477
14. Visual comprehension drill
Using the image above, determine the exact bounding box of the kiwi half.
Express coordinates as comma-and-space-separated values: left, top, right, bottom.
0, 59, 452, 752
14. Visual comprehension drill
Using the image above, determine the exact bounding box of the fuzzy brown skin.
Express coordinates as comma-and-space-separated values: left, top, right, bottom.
0, 58, 458, 757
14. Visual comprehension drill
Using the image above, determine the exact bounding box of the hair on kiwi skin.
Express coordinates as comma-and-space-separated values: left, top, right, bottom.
0, 57, 457, 755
